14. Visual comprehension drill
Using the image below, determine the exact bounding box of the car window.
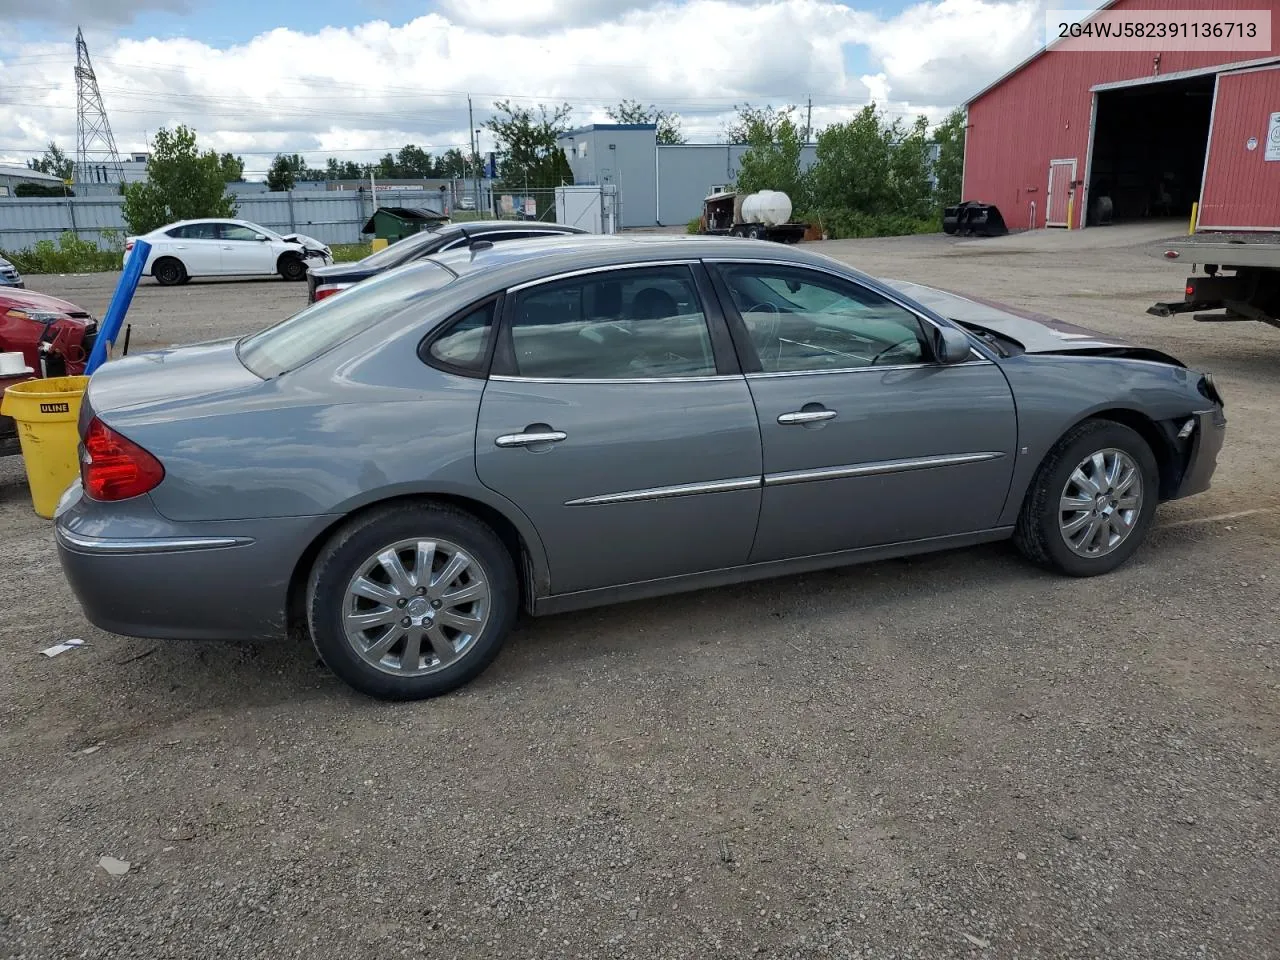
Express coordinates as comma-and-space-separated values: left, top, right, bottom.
425, 300, 496, 372
714, 264, 931, 372
220, 223, 262, 241
505, 265, 716, 379
237, 261, 456, 378
359, 229, 446, 268
169, 223, 219, 240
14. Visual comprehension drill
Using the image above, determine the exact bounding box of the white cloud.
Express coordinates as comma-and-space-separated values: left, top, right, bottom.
0, 0, 190, 26
0, 0, 1048, 175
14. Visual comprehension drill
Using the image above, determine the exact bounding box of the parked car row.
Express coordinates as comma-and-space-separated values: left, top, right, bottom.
54, 233, 1225, 702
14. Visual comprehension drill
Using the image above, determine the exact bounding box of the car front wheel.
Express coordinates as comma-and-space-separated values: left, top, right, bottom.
278, 255, 307, 282
306, 503, 518, 700
1014, 419, 1159, 577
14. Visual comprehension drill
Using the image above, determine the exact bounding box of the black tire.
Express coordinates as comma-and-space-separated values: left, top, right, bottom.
306, 502, 518, 700
278, 255, 307, 282
746, 226, 762, 240
153, 257, 186, 286
1013, 419, 1159, 577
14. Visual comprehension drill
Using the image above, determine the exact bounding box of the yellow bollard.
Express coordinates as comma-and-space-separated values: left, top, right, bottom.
370, 238, 389, 252
1, 375, 89, 518
1189, 201, 1199, 235
1066, 195, 1074, 230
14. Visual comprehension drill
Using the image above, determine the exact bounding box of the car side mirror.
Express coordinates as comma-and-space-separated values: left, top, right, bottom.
255, 234, 268, 241
936, 326, 973, 364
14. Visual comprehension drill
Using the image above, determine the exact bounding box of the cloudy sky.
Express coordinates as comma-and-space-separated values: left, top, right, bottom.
0, 0, 1083, 178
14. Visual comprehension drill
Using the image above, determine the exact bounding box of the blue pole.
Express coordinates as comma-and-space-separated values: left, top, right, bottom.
85, 238, 150, 375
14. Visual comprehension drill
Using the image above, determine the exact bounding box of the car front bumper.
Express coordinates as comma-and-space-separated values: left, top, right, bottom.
54, 482, 335, 641
1173, 406, 1226, 499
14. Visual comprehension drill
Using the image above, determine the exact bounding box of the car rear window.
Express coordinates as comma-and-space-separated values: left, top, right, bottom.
237, 261, 456, 378
356, 228, 448, 269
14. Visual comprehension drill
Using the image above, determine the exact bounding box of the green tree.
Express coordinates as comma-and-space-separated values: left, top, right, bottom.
932, 107, 966, 208
266, 153, 306, 191
27, 142, 74, 181
809, 104, 896, 215
724, 104, 800, 145
484, 100, 574, 189
325, 158, 366, 180
734, 106, 808, 206
218, 152, 245, 182
121, 125, 236, 235
607, 99, 685, 145
436, 147, 482, 179
889, 114, 934, 219
395, 144, 437, 178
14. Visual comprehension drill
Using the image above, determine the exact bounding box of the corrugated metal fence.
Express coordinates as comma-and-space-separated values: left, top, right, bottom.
0, 190, 446, 251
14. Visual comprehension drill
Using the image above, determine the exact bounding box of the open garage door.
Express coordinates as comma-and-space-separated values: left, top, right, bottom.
1197, 63, 1280, 231
1086, 74, 1214, 226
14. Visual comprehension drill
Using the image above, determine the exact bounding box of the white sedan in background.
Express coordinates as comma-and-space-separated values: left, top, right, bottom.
124, 218, 333, 286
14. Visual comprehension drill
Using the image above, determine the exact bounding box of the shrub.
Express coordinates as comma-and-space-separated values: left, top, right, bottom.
686, 216, 702, 234
0, 232, 123, 274
330, 243, 370, 263
810, 210, 940, 240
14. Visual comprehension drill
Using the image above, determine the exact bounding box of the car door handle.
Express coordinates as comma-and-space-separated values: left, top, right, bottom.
778, 410, 837, 425
495, 430, 567, 448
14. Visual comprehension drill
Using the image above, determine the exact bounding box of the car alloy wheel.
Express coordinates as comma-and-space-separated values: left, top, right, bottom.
1057, 448, 1143, 558
342, 537, 491, 676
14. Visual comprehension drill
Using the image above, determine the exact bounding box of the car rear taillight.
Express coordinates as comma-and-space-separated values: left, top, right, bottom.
125, 240, 135, 252
313, 283, 350, 302
81, 417, 165, 501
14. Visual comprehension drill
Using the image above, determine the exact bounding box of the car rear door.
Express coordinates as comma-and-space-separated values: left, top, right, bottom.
167, 223, 222, 275
707, 259, 1018, 563
474, 261, 762, 596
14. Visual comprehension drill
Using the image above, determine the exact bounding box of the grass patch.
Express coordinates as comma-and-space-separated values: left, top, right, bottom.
1, 231, 123, 274
330, 243, 370, 263
806, 211, 941, 240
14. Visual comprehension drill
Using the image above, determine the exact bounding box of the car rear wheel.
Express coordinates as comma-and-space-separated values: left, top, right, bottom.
153, 257, 186, 286
306, 503, 518, 700
278, 255, 307, 282
1014, 419, 1159, 577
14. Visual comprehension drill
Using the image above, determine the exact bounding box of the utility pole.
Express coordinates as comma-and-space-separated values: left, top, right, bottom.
74, 26, 124, 188
805, 96, 812, 143
467, 95, 479, 213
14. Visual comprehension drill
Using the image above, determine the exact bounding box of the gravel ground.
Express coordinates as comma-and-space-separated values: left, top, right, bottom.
1, 225, 1276, 960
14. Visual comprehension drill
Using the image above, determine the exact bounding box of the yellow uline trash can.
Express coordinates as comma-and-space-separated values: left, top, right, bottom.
1, 375, 90, 519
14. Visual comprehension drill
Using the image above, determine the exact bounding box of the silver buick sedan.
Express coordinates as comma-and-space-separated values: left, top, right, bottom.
55, 236, 1225, 700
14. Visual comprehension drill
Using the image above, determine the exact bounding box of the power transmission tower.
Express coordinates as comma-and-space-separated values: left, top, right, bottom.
74, 27, 124, 188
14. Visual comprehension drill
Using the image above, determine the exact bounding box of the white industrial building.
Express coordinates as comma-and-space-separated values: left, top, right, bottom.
557, 124, 818, 229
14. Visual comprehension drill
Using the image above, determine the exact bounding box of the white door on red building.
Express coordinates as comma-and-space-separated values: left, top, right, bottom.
1046, 158, 1076, 227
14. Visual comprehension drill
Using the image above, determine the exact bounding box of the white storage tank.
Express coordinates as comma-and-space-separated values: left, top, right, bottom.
741, 190, 792, 226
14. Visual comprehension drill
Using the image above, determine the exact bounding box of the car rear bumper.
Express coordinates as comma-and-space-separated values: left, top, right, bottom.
54, 482, 334, 641
1173, 407, 1226, 499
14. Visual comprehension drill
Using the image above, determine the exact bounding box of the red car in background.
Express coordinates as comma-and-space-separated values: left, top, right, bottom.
0, 288, 98, 456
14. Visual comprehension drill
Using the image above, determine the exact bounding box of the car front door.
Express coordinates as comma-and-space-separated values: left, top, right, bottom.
474, 262, 763, 596
707, 260, 1018, 563
218, 222, 276, 275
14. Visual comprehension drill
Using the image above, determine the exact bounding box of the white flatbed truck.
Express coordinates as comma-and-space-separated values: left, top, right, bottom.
1147, 232, 1280, 329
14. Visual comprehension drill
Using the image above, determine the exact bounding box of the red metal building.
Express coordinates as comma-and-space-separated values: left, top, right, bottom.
963, 0, 1280, 231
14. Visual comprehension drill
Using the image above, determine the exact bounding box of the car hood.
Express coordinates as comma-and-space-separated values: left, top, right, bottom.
85, 338, 260, 418
282, 232, 331, 254
0, 287, 91, 318
880, 278, 1178, 361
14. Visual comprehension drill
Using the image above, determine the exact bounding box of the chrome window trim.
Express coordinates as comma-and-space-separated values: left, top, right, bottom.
703, 257, 1002, 365
489, 374, 741, 385
745, 358, 993, 379
765, 452, 1005, 487
506, 259, 702, 293
565, 476, 761, 506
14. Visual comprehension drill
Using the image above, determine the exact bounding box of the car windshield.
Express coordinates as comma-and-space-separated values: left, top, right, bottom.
356, 228, 448, 269
237, 260, 456, 378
